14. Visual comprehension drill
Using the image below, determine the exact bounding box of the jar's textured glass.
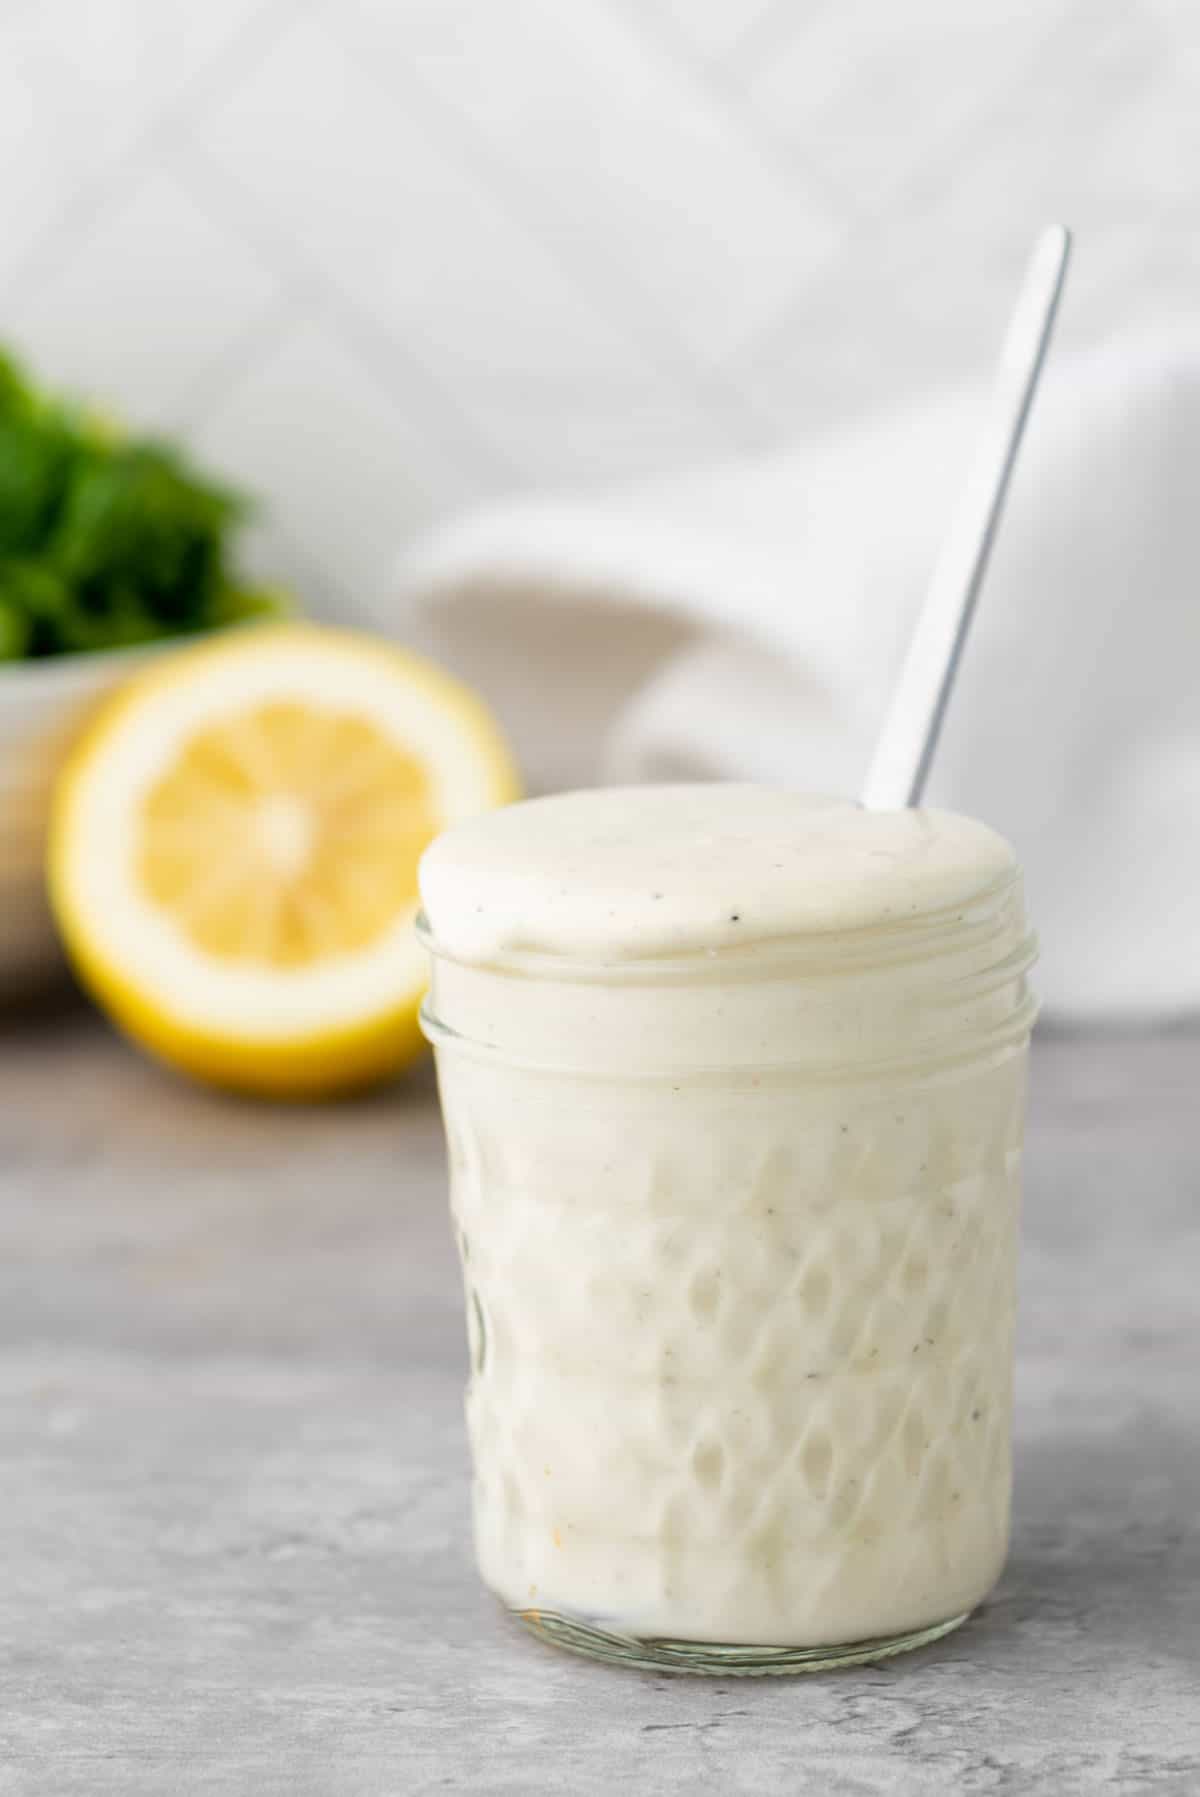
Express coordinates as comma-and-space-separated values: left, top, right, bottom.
438, 1042, 1026, 1650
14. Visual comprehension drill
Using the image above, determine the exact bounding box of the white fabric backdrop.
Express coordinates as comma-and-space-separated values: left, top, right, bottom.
398, 327, 1200, 1019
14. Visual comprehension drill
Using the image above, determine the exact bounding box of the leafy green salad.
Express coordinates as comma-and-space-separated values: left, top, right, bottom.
0, 350, 283, 660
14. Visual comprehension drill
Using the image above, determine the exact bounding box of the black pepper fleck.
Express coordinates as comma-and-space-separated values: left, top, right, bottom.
730, 913, 740, 922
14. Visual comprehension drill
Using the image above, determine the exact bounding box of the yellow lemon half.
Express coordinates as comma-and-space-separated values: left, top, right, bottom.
49, 624, 519, 1097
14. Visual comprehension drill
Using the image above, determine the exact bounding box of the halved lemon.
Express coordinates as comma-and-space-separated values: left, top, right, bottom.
49, 624, 519, 1097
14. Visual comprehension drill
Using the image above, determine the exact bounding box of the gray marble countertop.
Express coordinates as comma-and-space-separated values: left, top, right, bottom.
3, 1010, 1198, 1794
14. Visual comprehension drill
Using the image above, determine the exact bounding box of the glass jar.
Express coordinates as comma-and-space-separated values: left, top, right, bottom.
419, 868, 1037, 1674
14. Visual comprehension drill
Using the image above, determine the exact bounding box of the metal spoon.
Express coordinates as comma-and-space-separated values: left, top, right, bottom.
861, 224, 1072, 812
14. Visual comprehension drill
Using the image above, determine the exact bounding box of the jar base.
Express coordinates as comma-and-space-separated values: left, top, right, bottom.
515, 1606, 970, 1676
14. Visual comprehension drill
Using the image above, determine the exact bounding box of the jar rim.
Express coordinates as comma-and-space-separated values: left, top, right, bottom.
419, 993, 1039, 1083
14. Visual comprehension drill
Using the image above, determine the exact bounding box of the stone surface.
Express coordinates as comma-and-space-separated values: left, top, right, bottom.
2, 1007, 1198, 1794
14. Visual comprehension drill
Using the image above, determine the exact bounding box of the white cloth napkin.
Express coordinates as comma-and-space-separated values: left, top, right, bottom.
396, 326, 1200, 1019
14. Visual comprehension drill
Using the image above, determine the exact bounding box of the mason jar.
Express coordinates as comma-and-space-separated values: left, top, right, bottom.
419, 791, 1037, 1675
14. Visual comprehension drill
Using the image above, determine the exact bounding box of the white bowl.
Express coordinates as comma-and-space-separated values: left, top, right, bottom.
0, 641, 166, 995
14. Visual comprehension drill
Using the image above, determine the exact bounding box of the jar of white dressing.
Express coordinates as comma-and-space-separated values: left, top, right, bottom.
418, 786, 1037, 1674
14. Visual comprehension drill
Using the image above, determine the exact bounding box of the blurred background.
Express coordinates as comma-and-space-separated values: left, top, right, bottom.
4, 0, 1195, 612
3, 0, 1199, 1018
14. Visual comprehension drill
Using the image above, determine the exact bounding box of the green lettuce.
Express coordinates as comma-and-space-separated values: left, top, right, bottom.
0, 350, 285, 659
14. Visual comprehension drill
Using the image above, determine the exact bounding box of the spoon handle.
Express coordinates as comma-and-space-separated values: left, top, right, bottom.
861, 224, 1072, 812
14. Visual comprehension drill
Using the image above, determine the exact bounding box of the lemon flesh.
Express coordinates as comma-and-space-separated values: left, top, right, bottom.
49, 625, 519, 1097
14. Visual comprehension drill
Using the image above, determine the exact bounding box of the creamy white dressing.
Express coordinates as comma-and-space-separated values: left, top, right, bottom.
418, 784, 1017, 965
421, 785, 1031, 1649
